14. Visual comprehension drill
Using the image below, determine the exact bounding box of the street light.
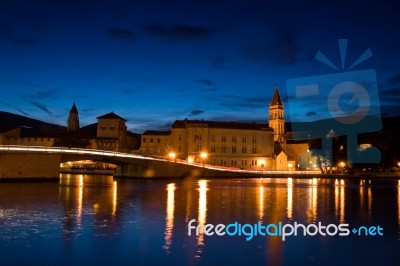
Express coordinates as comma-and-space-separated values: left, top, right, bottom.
339, 161, 346, 174
200, 152, 208, 166
168, 152, 176, 162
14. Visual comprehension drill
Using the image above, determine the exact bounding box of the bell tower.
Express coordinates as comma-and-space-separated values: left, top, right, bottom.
269, 86, 285, 142
67, 102, 80, 132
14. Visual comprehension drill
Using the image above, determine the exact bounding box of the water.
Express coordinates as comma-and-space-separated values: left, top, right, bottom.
0, 174, 399, 265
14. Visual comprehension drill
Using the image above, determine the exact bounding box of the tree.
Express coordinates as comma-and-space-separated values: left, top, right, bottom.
309, 129, 335, 174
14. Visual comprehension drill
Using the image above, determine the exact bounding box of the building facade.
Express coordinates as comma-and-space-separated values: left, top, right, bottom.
139, 86, 319, 171
140, 120, 275, 170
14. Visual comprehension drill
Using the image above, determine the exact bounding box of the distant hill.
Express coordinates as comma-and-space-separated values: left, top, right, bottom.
0, 111, 66, 133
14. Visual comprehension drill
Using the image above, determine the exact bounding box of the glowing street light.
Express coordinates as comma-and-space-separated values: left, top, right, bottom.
200, 152, 208, 166
339, 161, 346, 174
168, 152, 176, 161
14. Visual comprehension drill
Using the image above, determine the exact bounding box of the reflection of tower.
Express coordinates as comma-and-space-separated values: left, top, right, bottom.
67, 102, 80, 132
269, 86, 285, 143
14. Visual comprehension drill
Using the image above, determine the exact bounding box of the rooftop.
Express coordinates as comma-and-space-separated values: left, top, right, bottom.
270, 87, 283, 106
172, 119, 273, 131
143, 130, 171, 136
97, 112, 127, 121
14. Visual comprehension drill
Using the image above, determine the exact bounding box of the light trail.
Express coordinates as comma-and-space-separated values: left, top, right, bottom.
0, 145, 320, 175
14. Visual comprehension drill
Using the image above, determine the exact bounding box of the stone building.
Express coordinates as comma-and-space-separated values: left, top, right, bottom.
0, 104, 140, 152
139, 86, 319, 171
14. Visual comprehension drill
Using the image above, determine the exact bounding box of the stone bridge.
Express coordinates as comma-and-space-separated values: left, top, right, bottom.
0, 145, 265, 179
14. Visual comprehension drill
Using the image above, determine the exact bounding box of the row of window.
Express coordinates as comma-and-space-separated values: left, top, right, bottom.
271, 111, 284, 119
100, 125, 116, 130
17, 138, 51, 142
142, 137, 168, 144
211, 136, 257, 143
97, 142, 117, 148
209, 146, 257, 154
175, 135, 259, 143
211, 159, 260, 167
272, 123, 284, 134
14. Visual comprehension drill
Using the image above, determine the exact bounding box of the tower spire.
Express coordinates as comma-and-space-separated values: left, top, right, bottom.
67, 102, 80, 131
269, 86, 285, 142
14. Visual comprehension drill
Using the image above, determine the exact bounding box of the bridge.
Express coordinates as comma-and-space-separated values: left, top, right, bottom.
0, 145, 318, 179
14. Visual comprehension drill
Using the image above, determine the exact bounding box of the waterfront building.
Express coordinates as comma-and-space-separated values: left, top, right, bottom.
140, 87, 301, 170
94, 112, 129, 151
0, 104, 140, 152
141, 120, 275, 170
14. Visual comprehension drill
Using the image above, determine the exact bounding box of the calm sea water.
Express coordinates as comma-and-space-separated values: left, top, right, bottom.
0, 174, 399, 266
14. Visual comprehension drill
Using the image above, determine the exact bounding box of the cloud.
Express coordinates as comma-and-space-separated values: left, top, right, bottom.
0, 78, 40, 87
29, 90, 59, 100
26, 101, 52, 115
8, 37, 38, 46
189, 110, 204, 116
386, 73, 400, 86
217, 95, 269, 109
124, 116, 174, 133
306, 111, 317, 117
106, 28, 134, 40
211, 56, 233, 69
268, 26, 299, 64
0, 100, 31, 117
201, 88, 217, 92
145, 23, 216, 40
196, 79, 214, 86
243, 26, 299, 65
120, 88, 137, 95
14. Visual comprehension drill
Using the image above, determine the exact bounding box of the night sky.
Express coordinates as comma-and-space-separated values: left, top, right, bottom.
1, 0, 399, 132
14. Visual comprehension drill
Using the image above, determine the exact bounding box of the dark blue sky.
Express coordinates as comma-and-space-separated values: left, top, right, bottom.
1, 0, 399, 132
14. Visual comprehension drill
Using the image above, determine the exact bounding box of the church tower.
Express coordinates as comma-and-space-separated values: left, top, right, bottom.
67, 102, 80, 132
269, 86, 285, 142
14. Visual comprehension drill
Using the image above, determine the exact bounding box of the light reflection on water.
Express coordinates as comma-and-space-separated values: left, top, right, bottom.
398, 180, 400, 240
195, 180, 208, 259
0, 175, 400, 265
163, 183, 175, 253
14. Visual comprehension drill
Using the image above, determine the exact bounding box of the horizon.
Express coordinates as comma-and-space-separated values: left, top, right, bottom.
0, 109, 394, 134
